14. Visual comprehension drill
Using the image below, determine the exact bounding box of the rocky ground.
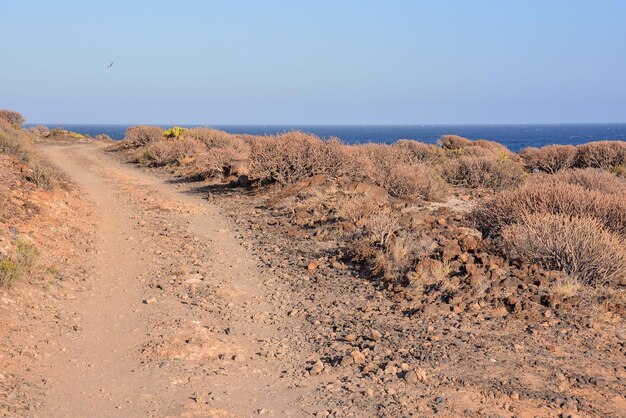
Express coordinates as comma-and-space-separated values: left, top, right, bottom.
1, 142, 625, 417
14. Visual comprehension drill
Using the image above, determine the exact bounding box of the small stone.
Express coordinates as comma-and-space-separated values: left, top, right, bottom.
351, 349, 366, 365
307, 261, 319, 271
369, 329, 383, 341
143, 297, 157, 304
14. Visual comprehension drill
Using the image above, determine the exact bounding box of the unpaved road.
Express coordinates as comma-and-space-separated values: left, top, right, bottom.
38, 143, 324, 417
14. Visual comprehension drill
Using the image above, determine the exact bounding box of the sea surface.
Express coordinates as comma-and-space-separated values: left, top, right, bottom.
29, 123, 626, 152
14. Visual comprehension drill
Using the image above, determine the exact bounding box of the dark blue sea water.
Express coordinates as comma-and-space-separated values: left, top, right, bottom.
30, 123, 626, 152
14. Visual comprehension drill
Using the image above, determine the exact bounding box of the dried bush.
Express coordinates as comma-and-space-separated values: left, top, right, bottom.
368, 231, 437, 280
0, 110, 25, 128
186, 128, 248, 152
123, 126, 164, 147
471, 181, 626, 237
520, 145, 577, 173
194, 147, 243, 179
575, 141, 626, 169
362, 212, 400, 246
438, 135, 472, 150
28, 125, 51, 137
337, 194, 383, 225
384, 163, 449, 200
396, 140, 445, 164
442, 156, 525, 190
248, 132, 363, 184
26, 160, 62, 190
141, 139, 204, 167
502, 213, 626, 287
551, 168, 626, 194
354, 143, 448, 201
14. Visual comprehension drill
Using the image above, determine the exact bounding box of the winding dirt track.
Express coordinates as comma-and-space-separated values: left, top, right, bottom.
38, 143, 320, 417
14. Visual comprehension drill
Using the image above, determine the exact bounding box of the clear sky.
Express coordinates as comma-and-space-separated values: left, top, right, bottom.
1, 0, 625, 124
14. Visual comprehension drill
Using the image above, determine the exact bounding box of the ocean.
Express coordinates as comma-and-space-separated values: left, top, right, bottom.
30, 123, 626, 152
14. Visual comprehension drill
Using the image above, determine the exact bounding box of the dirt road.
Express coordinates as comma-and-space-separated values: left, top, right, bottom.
38, 143, 322, 417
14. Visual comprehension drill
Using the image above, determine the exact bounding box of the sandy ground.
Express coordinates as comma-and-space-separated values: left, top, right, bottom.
36, 143, 326, 417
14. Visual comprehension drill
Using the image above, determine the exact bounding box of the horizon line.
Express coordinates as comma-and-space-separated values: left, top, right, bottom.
26, 121, 626, 127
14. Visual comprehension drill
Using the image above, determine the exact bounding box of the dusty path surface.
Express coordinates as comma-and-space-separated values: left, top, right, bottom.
38, 143, 324, 417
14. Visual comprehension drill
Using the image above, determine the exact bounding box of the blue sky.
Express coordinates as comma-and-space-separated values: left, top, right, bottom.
1, 0, 625, 124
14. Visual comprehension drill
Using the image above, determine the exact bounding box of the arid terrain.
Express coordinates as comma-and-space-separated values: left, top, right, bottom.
1, 112, 625, 417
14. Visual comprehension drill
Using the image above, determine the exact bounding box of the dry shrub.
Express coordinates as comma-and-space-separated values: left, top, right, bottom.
520, 145, 577, 173
123, 126, 164, 147
502, 213, 626, 286
337, 194, 383, 225
181, 128, 250, 179
471, 181, 626, 237
443, 156, 525, 190
141, 139, 203, 167
575, 140, 626, 169
185, 128, 249, 154
194, 147, 243, 179
385, 163, 449, 200
0, 120, 34, 163
248, 132, 362, 184
552, 168, 626, 194
26, 160, 62, 190
362, 212, 400, 246
396, 140, 445, 164
354, 143, 448, 201
28, 125, 51, 137
438, 135, 472, 150
0, 110, 25, 128
367, 231, 436, 280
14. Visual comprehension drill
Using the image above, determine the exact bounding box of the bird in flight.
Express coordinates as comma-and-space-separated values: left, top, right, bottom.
107, 62, 114, 69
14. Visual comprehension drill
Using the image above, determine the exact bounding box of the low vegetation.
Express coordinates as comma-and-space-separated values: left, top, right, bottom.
112, 125, 626, 314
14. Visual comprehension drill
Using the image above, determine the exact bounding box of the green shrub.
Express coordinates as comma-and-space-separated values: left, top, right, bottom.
163, 126, 186, 139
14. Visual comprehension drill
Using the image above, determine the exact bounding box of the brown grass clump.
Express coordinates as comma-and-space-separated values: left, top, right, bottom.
442, 156, 525, 190
0, 110, 25, 128
123, 126, 164, 148
471, 181, 626, 238
520, 145, 577, 173
575, 140, 626, 169
502, 213, 626, 287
